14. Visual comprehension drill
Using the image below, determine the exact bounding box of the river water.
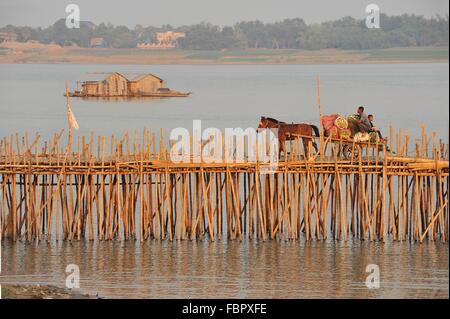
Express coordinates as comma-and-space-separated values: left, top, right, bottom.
0, 63, 449, 298
0, 63, 448, 141
1, 240, 448, 299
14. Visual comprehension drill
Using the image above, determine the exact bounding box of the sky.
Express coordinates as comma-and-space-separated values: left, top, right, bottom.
0, 0, 448, 27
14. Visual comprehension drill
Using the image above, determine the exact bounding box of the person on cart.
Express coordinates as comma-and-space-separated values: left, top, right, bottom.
368, 114, 383, 140
368, 114, 391, 152
356, 106, 372, 133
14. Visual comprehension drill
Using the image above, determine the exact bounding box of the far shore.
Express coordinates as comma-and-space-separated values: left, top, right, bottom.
0, 42, 448, 65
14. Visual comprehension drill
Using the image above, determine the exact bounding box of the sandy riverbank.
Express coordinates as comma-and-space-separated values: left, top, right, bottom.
0, 42, 447, 64
1, 285, 95, 299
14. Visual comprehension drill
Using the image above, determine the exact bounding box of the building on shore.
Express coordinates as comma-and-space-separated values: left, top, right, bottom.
137, 31, 185, 49
0, 32, 17, 43
89, 37, 108, 48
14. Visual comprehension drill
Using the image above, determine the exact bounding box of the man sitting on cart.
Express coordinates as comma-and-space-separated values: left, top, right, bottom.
368, 114, 383, 140
356, 106, 372, 132
368, 114, 391, 151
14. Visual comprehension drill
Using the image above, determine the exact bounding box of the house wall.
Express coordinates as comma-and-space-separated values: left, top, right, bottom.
128, 82, 139, 94
101, 73, 128, 96
129, 76, 165, 95
81, 82, 101, 95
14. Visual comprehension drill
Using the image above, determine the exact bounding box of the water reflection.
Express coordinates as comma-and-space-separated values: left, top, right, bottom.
1, 240, 448, 298
76, 96, 168, 103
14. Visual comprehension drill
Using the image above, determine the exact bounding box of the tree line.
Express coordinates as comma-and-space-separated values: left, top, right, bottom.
1, 14, 448, 50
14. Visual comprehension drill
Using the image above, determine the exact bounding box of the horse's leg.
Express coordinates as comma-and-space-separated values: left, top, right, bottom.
313, 140, 318, 153
302, 138, 311, 159
279, 137, 285, 159
306, 127, 318, 154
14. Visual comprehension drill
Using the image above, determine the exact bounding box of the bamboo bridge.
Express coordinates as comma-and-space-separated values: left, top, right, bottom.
0, 127, 448, 242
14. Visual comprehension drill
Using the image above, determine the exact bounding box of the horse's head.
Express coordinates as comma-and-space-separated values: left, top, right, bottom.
258, 116, 268, 130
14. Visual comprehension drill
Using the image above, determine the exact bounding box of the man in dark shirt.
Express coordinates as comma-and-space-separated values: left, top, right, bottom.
356, 106, 372, 133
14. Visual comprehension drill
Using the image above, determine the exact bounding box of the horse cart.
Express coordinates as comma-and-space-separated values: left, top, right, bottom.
326, 136, 387, 160
257, 115, 387, 160
320, 114, 388, 160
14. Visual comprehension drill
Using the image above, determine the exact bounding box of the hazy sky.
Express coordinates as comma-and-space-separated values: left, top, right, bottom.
1, 0, 448, 27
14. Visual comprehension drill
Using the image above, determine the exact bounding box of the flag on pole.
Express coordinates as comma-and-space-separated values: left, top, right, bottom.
67, 103, 79, 130
65, 80, 79, 130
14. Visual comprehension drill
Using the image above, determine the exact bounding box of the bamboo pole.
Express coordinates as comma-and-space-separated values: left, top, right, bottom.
0, 129, 448, 242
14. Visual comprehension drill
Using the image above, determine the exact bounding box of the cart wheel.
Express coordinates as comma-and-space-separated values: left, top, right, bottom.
342, 145, 359, 160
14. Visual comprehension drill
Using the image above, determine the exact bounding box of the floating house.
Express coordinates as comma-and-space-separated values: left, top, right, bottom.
68, 72, 191, 97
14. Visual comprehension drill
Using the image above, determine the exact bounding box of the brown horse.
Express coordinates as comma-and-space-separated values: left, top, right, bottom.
258, 116, 320, 157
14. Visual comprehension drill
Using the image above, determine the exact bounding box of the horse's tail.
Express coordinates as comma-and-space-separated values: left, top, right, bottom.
310, 124, 320, 137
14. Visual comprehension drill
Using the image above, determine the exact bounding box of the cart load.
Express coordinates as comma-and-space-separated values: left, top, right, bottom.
322, 114, 380, 143
322, 114, 352, 140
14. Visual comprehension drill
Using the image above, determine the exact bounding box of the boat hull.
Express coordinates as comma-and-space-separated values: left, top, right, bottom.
65, 91, 191, 98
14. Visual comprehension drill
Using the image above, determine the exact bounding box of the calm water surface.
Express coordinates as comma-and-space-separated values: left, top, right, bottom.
0, 63, 448, 298
1, 240, 448, 298
0, 63, 448, 141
